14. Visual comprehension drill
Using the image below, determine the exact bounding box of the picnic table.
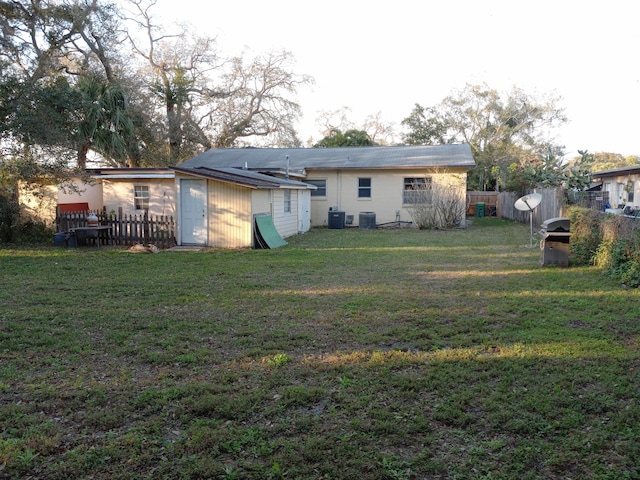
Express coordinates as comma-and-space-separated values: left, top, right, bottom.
69, 226, 111, 247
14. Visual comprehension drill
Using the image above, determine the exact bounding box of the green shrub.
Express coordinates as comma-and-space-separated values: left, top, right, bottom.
568, 206, 640, 286
567, 207, 602, 265
14, 220, 54, 244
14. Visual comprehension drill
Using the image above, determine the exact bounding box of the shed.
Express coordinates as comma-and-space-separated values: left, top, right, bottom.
171, 165, 316, 248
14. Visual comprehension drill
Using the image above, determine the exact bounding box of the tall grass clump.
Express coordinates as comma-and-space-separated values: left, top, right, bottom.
567, 207, 602, 265
594, 214, 640, 287
569, 206, 640, 286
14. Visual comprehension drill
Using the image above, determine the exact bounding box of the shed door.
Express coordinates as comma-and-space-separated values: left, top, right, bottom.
180, 179, 207, 245
298, 189, 311, 233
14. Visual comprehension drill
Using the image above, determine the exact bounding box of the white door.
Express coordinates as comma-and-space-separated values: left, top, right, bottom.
298, 189, 311, 233
180, 179, 207, 245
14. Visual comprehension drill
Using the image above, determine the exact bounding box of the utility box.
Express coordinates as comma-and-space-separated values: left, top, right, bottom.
328, 210, 345, 229
540, 217, 571, 267
359, 212, 376, 229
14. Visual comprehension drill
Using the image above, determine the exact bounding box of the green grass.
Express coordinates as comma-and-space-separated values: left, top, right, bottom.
1, 217, 639, 479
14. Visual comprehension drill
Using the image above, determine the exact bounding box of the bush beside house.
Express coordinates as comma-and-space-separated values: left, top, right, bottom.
569, 207, 640, 287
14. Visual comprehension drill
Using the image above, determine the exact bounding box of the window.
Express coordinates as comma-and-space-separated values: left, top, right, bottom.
307, 179, 327, 197
358, 178, 371, 198
403, 177, 432, 205
284, 189, 291, 213
628, 181, 635, 203
134, 185, 150, 211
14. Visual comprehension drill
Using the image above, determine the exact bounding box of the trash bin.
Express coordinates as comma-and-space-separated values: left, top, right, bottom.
540, 217, 571, 267
476, 202, 485, 217
53, 232, 67, 246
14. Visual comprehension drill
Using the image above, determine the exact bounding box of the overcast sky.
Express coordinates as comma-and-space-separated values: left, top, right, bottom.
152, 0, 640, 157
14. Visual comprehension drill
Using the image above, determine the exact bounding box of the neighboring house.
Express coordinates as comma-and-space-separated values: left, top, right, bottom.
178, 144, 476, 229
591, 165, 640, 209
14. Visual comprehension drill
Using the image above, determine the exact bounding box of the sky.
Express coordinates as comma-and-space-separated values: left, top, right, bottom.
151, 0, 640, 158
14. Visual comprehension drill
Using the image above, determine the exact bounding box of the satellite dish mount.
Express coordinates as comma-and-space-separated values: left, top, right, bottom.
514, 193, 542, 247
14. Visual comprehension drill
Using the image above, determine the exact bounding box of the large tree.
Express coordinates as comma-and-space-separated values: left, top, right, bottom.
314, 107, 397, 146
0, 0, 137, 167
75, 75, 135, 168
125, 0, 312, 162
566, 151, 640, 173
402, 83, 567, 190
313, 129, 375, 147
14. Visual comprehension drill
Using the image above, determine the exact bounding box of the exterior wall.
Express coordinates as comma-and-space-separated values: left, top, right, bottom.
102, 179, 175, 218
271, 188, 300, 238
57, 178, 103, 210
19, 183, 58, 226
251, 188, 302, 239
208, 180, 253, 248
306, 168, 468, 227
19, 177, 101, 227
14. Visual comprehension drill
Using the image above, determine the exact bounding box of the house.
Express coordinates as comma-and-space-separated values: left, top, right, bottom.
34, 144, 475, 248
47, 166, 315, 248
177, 144, 476, 230
591, 165, 640, 209
18, 167, 175, 228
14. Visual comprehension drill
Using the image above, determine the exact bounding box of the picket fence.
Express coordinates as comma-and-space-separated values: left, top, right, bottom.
56, 208, 176, 249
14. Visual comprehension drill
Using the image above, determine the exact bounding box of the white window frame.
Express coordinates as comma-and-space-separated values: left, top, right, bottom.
134, 185, 150, 211
284, 189, 291, 213
403, 177, 432, 205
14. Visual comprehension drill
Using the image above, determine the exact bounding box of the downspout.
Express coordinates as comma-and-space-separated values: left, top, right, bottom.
336, 169, 342, 210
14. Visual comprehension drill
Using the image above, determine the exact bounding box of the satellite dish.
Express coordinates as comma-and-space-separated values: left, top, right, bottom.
515, 193, 542, 212
514, 193, 542, 247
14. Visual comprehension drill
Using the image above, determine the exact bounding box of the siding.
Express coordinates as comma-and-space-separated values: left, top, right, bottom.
271, 189, 299, 238
208, 180, 252, 248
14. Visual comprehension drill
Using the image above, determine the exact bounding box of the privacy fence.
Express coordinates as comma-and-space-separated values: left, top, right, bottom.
497, 188, 611, 227
56, 207, 176, 249
498, 188, 565, 227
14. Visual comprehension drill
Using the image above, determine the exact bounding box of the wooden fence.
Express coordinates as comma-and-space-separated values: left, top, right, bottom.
56, 208, 176, 249
498, 188, 565, 228
466, 191, 499, 216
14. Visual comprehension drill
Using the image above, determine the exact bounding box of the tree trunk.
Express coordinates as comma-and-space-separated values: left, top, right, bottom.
77, 142, 91, 169
167, 104, 182, 163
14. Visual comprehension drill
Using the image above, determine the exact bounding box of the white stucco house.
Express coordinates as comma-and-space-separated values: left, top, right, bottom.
177, 144, 476, 231
591, 165, 640, 209
35, 144, 476, 248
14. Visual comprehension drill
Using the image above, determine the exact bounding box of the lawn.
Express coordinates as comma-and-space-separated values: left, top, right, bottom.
1, 218, 639, 479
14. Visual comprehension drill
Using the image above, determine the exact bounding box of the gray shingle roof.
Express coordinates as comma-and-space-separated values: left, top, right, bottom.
172, 166, 315, 189
178, 144, 475, 171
